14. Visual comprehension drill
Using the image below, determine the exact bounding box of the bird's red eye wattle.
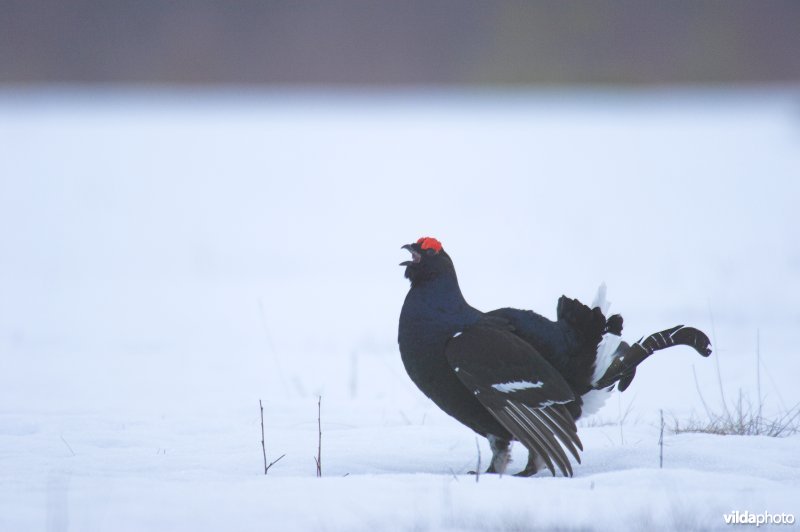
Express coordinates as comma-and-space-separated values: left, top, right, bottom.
417, 237, 443, 254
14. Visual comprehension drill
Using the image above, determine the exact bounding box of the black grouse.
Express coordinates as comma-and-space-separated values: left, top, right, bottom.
398, 236, 711, 477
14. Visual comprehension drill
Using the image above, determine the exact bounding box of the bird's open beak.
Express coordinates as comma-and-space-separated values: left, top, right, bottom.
400, 244, 422, 266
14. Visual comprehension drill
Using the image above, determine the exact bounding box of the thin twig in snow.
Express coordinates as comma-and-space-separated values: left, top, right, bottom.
618, 393, 624, 445
692, 365, 713, 420
659, 409, 664, 469
474, 437, 481, 483
756, 329, 762, 427
265, 454, 286, 474
761, 355, 788, 411
260, 399, 268, 474
60, 436, 75, 456
707, 302, 730, 418
314, 396, 322, 478
259, 399, 284, 475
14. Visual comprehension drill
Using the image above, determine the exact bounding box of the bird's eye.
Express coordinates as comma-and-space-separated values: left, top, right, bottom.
425, 248, 437, 255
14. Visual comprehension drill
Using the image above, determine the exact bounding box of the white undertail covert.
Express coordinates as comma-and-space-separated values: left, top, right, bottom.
581, 283, 621, 417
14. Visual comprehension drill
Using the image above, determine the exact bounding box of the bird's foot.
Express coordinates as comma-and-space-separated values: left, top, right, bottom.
467, 466, 499, 475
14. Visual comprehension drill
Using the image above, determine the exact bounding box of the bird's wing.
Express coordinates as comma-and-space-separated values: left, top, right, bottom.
445, 324, 583, 477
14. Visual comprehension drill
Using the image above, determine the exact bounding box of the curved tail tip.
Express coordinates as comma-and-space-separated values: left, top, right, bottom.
667, 325, 712, 357
696, 335, 712, 358
685, 327, 712, 357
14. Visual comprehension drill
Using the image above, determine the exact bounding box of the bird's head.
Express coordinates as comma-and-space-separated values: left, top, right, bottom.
400, 237, 456, 284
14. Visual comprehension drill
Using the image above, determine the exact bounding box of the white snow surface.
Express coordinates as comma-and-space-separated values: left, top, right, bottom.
1, 87, 799, 531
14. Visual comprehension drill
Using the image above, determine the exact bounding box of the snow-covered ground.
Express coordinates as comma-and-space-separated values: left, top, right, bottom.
1, 87, 799, 531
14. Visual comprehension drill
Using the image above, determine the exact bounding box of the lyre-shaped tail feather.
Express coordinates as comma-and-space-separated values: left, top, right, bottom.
594, 325, 712, 391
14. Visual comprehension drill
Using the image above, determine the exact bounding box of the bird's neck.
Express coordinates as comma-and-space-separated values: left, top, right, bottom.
399, 271, 481, 358
405, 272, 475, 321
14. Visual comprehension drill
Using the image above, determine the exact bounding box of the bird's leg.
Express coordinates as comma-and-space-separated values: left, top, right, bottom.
514, 452, 545, 477
486, 434, 511, 474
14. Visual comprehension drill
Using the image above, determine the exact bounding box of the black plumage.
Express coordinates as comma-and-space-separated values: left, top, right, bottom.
398, 237, 712, 477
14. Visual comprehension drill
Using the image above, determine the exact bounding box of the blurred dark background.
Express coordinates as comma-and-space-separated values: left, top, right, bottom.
2, 0, 799, 85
